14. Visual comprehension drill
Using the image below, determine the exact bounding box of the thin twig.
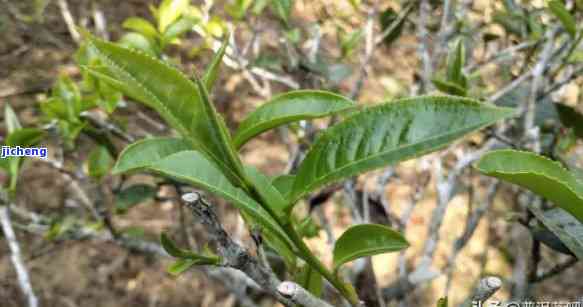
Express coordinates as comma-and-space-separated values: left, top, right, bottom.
533, 257, 579, 283
56, 0, 80, 43
0, 195, 39, 307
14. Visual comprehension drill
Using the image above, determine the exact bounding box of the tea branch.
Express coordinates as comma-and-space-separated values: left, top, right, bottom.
181, 192, 334, 307
278, 281, 335, 307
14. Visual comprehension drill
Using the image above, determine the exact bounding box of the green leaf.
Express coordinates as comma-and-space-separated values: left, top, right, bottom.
122, 17, 159, 39
54, 74, 82, 120
548, 0, 577, 37
115, 184, 157, 214
295, 263, 323, 297
555, 103, 583, 139
87, 146, 113, 179
233, 90, 355, 148
118, 32, 158, 57
112, 137, 193, 174
529, 207, 583, 260
158, 0, 190, 33
494, 83, 558, 127
446, 38, 466, 87
226, 0, 253, 20
271, 174, 296, 198
271, 0, 293, 24
296, 216, 320, 239
340, 29, 363, 58
167, 258, 199, 276
161, 232, 200, 258
333, 223, 409, 270
5, 128, 44, 147
4, 104, 22, 133
378, 6, 409, 46
431, 78, 467, 96
202, 37, 228, 92
245, 166, 289, 218
290, 95, 514, 202
161, 233, 186, 257
147, 151, 295, 250
3, 128, 44, 191
82, 32, 246, 187
437, 297, 448, 307
475, 150, 583, 223
162, 16, 198, 46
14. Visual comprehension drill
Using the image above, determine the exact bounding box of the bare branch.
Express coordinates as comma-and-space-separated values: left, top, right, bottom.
181, 192, 298, 306
461, 276, 502, 306
278, 281, 336, 307
57, 0, 80, 43
416, 0, 433, 93
0, 195, 39, 307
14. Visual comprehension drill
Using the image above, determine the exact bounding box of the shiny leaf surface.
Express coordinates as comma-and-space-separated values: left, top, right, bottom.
233, 90, 355, 148
148, 151, 294, 250
112, 137, 192, 174
290, 96, 514, 202
83, 33, 245, 186
202, 37, 228, 92
529, 207, 583, 260
476, 150, 583, 223
333, 223, 408, 270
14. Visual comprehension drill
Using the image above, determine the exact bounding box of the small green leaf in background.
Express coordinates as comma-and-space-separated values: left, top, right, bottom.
205, 16, 226, 38
431, 78, 467, 96
339, 29, 363, 58
548, 0, 577, 37
494, 84, 558, 127
4, 104, 22, 133
161, 233, 221, 276
476, 150, 583, 223
295, 263, 323, 297
162, 16, 198, 47
437, 297, 448, 307
233, 90, 355, 148
122, 17, 159, 40
434, 38, 468, 96
378, 6, 408, 46
284, 28, 301, 44
333, 223, 409, 270
531, 225, 573, 256
157, 0, 190, 33
5, 128, 44, 147
555, 103, 583, 139
115, 184, 157, 214
226, 0, 253, 20
529, 207, 583, 260
161, 232, 194, 258
118, 32, 158, 57
86, 146, 113, 179
271, 0, 293, 24
167, 258, 199, 276
202, 37, 228, 92
446, 38, 466, 88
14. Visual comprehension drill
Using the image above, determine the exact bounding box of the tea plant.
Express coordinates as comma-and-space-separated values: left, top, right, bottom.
78, 31, 513, 305
2, 0, 583, 306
